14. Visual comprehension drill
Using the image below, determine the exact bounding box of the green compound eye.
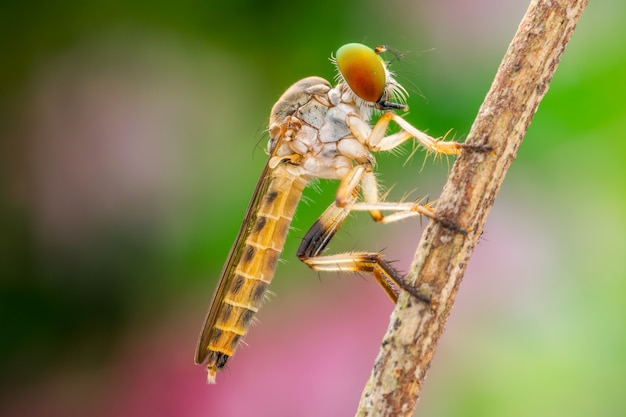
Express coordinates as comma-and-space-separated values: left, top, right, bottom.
336, 43, 386, 103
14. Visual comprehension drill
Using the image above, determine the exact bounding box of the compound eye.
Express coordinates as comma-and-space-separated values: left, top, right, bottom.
336, 43, 386, 103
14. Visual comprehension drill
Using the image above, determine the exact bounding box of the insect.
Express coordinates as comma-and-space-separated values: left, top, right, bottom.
195, 43, 480, 383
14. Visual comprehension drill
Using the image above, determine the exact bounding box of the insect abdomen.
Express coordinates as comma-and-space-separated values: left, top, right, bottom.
204, 167, 308, 380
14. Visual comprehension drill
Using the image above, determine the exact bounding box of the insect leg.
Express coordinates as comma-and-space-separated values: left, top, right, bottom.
296, 201, 429, 303
348, 112, 492, 155
338, 165, 466, 232
297, 164, 431, 303
334, 164, 441, 225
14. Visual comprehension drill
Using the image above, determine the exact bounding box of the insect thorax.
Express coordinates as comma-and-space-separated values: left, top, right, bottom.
268, 78, 375, 182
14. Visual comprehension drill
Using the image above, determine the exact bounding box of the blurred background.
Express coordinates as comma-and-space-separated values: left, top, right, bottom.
1, 0, 624, 416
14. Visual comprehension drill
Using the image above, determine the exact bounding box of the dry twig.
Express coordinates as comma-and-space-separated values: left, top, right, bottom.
355, 0, 589, 415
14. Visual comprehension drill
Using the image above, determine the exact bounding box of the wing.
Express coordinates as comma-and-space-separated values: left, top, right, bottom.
194, 152, 277, 364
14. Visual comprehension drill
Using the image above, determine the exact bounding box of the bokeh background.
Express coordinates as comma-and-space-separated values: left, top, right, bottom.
1, 0, 624, 416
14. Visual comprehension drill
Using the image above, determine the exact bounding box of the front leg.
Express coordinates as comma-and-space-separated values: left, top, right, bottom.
348, 111, 492, 155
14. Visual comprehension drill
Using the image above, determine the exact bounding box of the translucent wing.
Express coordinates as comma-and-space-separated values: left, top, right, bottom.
194, 148, 277, 364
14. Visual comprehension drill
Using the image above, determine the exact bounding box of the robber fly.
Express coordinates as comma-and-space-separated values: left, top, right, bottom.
195, 43, 477, 383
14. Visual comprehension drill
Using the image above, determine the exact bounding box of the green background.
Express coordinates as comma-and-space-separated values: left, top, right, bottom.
1, 1, 624, 416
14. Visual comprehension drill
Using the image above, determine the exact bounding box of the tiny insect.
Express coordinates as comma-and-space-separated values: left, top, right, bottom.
195, 43, 478, 383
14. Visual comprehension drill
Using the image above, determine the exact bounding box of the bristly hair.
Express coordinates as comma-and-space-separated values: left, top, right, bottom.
384, 67, 409, 106
376, 45, 409, 106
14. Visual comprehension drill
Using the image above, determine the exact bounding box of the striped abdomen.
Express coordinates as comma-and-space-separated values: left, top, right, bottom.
201, 166, 308, 381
